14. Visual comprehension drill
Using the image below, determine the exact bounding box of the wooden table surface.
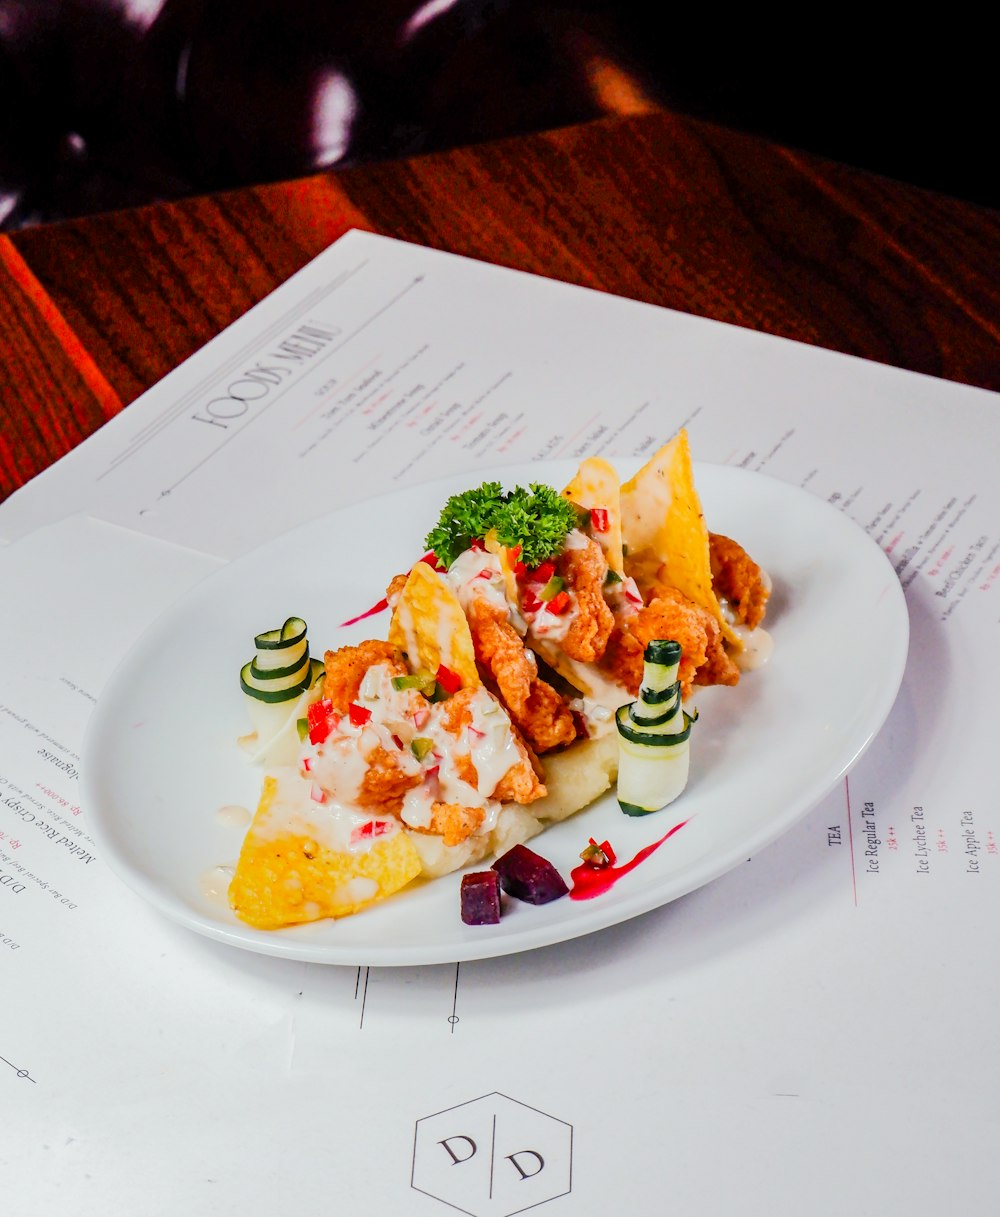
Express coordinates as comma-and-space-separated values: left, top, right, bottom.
2, 106, 998, 503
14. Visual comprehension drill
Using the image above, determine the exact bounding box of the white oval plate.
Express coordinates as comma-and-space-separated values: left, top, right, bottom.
82, 461, 908, 965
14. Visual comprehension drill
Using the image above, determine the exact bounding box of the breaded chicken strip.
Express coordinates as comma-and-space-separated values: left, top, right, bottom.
466, 597, 577, 753
323, 640, 405, 712
356, 743, 422, 814
385, 572, 408, 606
439, 689, 546, 803
603, 585, 739, 698
560, 536, 616, 663
415, 802, 486, 847
709, 533, 770, 629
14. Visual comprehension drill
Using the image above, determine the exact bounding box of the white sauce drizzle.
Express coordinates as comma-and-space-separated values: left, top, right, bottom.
215, 804, 252, 828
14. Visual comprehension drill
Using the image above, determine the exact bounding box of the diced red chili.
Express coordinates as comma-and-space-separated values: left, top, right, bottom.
547, 590, 571, 615
580, 837, 616, 868
348, 703, 372, 727
469, 537, 485, 552
507, 545, 527, 579
531, 560, 556, 584
351, 819, 392, 844
522, 589, 541, 614
307, 698, 336, 744
435, 663, 462, 694
590, 507, 609, 533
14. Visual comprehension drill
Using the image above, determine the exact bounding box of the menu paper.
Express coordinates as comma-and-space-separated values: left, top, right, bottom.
2, 231, 999, 1216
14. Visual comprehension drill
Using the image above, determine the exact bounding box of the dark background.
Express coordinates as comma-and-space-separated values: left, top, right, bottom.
1, 0, 995, 230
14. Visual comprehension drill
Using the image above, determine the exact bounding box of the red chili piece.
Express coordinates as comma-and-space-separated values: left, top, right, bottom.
547, 590, 571, 615
590, 507, 609, 532
348, 703, 372, 727
307, 698, 335, 745
435, 663, 462, 694
531, 560, 556, 584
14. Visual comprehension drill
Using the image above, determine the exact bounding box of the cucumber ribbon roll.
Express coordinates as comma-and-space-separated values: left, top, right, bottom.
616, 639, 697, 816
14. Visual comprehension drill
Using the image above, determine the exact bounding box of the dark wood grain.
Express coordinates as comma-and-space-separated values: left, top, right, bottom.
5, 107, 998, 503
0, 238, 124, 496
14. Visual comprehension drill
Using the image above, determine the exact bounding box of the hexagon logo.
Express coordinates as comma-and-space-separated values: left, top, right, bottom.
412, 1091, 573, 1216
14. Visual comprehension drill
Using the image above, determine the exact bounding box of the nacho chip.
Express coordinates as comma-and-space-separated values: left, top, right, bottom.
388, 562, 480, 688
228, 774, 423, 929
562, 457, 625, 575
620, 430, 738, 646
484, 529, 519, 603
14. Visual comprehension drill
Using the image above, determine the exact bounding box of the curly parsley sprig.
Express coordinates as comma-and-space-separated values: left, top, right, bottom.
425, 481, 581, 568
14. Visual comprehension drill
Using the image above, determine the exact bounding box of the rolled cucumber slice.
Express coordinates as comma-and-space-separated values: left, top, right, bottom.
241, 617, 324, 764
616, 639, 696, 815
254, 616, 307, 650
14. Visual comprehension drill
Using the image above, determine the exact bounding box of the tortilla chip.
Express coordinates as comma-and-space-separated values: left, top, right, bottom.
228, 775, 423, 929
388, 562, 480, 688
562, 457, 625, 575
620, 430, 738, 646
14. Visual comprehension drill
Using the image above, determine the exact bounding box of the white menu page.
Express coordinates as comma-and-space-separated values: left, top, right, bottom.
2, 231, 999, 1216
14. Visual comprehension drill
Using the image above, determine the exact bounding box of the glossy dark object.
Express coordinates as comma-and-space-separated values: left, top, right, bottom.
492, 844, 568, 905
460, 871, 502, 925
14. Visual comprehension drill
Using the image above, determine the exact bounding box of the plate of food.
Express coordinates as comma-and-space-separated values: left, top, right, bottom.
82, 432, 908, 965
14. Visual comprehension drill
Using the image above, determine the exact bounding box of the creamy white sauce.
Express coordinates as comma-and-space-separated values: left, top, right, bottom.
253, 768, 405, 854
562, 528, 591, 552
732, 624, 774, 671
215, 804, 252, 828
525, 599, 574, 642
604, 575, 642, 621
718, 575, 775, 672
447, 549, 508, 613
569, 696, 616, 738
200, 864, 235, 904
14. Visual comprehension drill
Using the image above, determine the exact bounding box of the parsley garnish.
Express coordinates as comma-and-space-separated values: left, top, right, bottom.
425, 481, 581, 568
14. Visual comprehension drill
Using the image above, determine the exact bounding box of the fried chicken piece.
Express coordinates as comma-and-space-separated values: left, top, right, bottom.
559, 537, 616, 663
493, 759, 546, 804
356, 744, 422, 814
439, 687, 546, 803
323, 640, 406, 712
603, 585, 739, 698
709, 533, 770, 629
466, 598, 577, 753
411, 802, 486, 847
385, 572, 408, 606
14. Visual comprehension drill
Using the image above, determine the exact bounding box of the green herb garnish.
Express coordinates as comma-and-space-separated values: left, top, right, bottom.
424, 481, 508, 569
424, 481, 580, 568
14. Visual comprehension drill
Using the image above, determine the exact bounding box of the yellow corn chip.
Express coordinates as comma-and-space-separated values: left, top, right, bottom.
620, 430, 738, 646
388, 561, 480, 688
562, 456, 625, 575
484, 529, 519, 602
228, 775, 423, 929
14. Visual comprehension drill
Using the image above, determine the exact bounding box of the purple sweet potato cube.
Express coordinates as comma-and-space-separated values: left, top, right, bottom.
491, 843, 568, 904
461, 870, 502, 925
